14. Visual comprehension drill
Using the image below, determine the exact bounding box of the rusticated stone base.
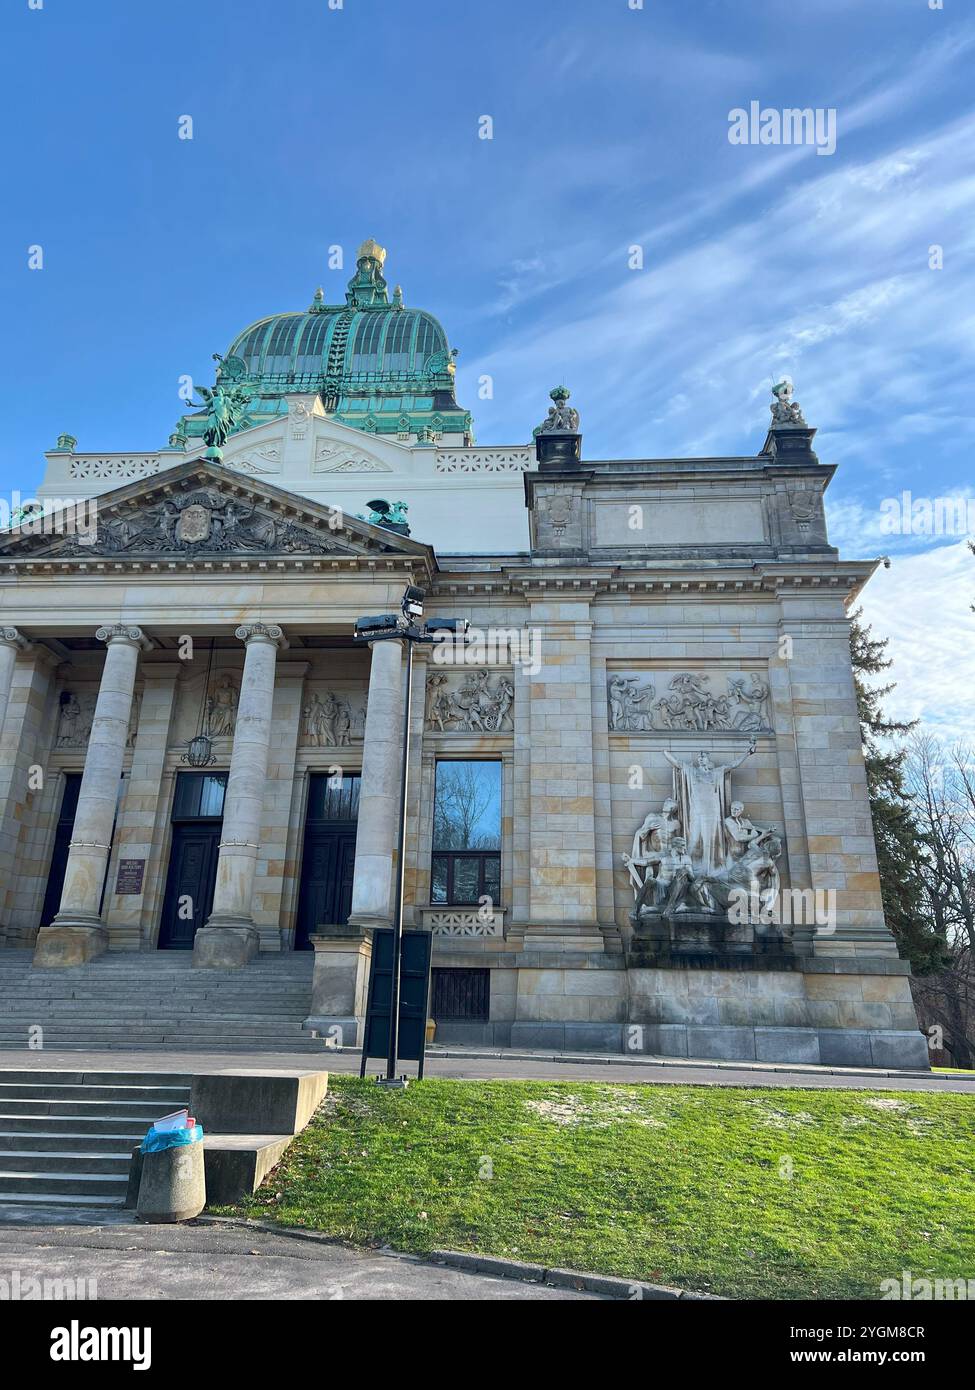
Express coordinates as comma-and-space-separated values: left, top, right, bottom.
32, 923, 109, 968
431, 953, 932, 1070
192, 923, 260, 969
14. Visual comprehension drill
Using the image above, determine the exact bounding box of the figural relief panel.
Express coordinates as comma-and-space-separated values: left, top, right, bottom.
300, 687, 367, 747
55, 687, 141, 749
607, 670, 773, 735
424, 669, 514, 734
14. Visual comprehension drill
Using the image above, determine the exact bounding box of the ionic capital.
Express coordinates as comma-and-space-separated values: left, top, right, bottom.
0, 626, 30, 654
234, 622, 288, 651
94, 623, 154, 652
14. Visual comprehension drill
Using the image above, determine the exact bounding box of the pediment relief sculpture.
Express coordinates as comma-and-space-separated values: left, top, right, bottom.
47, 488, 343, 558
0, 462, 433, 566
425, 668, 514, 733
608, 671, 773, 734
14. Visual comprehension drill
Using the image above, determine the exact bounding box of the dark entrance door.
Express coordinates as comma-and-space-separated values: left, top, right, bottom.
295, 773, 360, 950
39, 773, 83, 929
158, 772, 227, 950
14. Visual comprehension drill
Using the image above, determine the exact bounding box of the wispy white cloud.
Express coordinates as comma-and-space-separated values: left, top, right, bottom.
857, 541, 975, 742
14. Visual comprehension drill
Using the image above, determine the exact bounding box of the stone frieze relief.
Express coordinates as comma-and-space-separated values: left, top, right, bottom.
608, 670, 773, 735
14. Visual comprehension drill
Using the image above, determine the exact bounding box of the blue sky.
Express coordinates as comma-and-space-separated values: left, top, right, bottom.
1, 0, 972, 733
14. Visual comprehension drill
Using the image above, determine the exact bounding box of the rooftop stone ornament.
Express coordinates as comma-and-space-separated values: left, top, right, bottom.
534, 385, 580, 436
769, 377, 807, 427
533, 386, 582, 468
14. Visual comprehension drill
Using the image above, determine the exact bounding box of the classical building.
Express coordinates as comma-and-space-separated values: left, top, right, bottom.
0, 239, 928, 1068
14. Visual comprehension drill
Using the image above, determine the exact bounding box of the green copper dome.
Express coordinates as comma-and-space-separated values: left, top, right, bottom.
228, 305, 451, 392
175, 240, 472, 448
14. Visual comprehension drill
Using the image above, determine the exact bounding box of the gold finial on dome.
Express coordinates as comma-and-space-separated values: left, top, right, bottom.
357, 238, 387, 266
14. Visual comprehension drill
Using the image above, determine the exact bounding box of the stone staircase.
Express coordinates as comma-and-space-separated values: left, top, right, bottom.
0, 950, 325, 1052
0, 1070, 191, 1208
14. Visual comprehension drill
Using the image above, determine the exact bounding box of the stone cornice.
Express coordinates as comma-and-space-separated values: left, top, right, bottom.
430, 559, 878, 603
1, 553, 428, 579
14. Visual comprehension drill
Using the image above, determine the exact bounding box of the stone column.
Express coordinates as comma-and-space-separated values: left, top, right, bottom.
252, 658, 308, 951
104, 662, 181, 951
195, 622, 287, 967
34, 623, 151, 967
0, 628, 30, 736
0, 641, 57, 946
348, 637, 403, 929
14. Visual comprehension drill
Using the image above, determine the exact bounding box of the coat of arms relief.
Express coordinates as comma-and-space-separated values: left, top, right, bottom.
52, 488, 342, 557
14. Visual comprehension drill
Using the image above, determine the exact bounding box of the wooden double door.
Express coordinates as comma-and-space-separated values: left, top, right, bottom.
158, 772, 228, 950
294, 773, 361, 950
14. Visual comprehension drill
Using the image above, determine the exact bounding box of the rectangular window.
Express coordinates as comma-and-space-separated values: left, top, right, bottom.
431, 760, 501, 906
172, 772, 228, 821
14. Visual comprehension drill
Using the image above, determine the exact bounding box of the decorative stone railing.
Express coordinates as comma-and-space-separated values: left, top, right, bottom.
66, 455, 173, 481
434, 448, 531, 474
421, 907, 506, 937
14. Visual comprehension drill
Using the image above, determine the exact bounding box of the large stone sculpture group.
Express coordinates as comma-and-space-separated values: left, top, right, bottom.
623, 743, 783, 934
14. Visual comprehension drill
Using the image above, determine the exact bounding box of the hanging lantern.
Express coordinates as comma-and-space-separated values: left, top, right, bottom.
183, 733, 215, 768
182, 638, 218, 768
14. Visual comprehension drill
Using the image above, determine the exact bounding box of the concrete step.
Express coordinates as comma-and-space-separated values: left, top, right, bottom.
0, 1083, 191, 1103
0, 1099, 186, 1118
0, 1114, 153, 1136
0, 1170, 127, 1197
0, 1151, 131, 1174
0, 1190, 124, 1208
0, 1132, 142, 1153
0, 1072, 192, 1087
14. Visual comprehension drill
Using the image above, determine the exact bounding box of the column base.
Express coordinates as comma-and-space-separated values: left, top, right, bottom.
192, 923, 260, 969
33, 922, 109, 968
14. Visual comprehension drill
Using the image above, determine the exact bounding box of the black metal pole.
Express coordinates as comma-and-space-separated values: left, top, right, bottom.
385, 634, 414, 1080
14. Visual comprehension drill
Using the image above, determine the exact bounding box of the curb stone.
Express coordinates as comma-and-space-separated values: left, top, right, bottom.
199, 1218, 724, 1298
430, 1250, 724, 1300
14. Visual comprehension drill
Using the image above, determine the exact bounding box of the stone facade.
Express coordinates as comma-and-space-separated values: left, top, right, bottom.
0, 280, 929, 1066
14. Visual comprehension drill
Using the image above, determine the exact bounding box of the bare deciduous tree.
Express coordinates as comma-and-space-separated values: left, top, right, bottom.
904, 734, 975, 1068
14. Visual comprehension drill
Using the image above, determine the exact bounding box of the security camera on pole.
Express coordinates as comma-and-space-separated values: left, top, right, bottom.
353, 588, 469, 1085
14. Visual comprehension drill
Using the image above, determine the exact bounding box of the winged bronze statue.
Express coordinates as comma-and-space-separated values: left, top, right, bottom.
190, 380, 254, 457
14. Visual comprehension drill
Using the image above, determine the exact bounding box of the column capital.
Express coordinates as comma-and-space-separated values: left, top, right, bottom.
235, 621, 288, 650
0, 626, 30, 654
95, 623, 153, 652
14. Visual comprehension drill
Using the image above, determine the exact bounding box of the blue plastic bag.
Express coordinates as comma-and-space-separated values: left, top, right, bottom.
140, 1123, 203, 1154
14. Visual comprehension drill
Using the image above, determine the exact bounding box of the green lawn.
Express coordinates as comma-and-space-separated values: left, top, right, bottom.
221, 1077, 975, 1300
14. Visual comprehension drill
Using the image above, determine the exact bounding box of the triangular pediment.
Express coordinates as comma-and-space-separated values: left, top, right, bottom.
0, 459, 435, 569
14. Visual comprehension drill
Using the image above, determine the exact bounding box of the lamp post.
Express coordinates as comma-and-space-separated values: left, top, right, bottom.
353, 589, 468, 1083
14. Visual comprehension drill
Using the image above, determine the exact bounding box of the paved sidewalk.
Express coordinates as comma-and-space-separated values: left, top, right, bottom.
0, 1214, 601, 1300
0, 1046, 970, 1091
